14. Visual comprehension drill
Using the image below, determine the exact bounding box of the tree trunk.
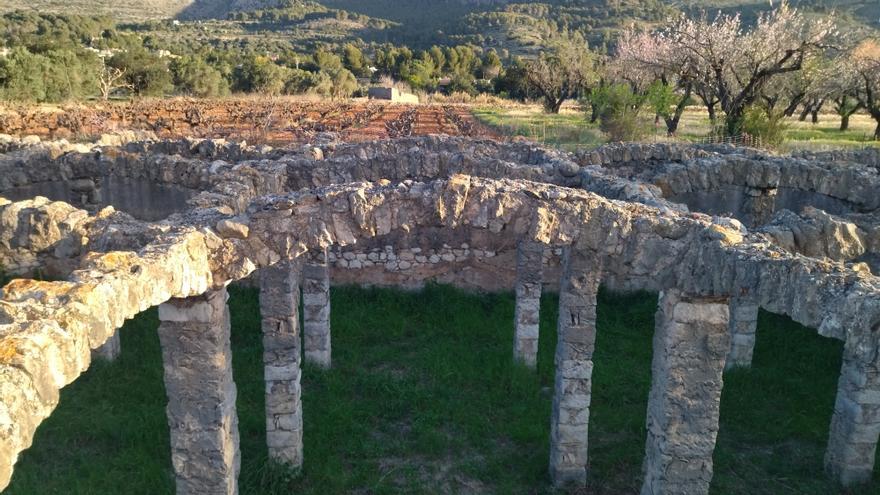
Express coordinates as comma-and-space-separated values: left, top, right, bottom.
665, 87, 692, 136
707, 104, 716, 125
783, 93, 805, 117
590, 103, 599, 123
798, 104, 811, 122
875, 120, 880, 141
840, 114, 850, 131
811, 100, 824, 124
545, 97, 563, 114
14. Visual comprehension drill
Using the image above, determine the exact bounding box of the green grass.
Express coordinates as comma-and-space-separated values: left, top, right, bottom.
473, 106, 606, 151
472, 104, 880, 153
4, 284, 879, 494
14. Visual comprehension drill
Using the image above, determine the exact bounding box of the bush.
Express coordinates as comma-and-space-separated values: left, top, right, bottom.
596, 84, 648, 142
737, 105, 788, 147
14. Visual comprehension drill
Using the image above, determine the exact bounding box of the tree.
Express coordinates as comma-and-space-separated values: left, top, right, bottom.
313, 47, 343, 73
612, 28, 693, 135
328, 68, 357, 99
400, 52, 437, 91
233, 55, 286, 95
482, 49, 502, 80
525, 33, 598, 113
108, 48, 172, 97
98, 57, 132, 100
663, 3, 835, 135
831, 94, 862, 131
170, 56, 229, 98
342, 43, 369, 78
283, 68, 317, 95
0, 47, 47, 101
843, 39, 880, 139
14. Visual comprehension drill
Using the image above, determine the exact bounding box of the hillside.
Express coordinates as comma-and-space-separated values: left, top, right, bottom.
3, 0, 876, 53
0, 0, 290, 22
0, 0, 195, 21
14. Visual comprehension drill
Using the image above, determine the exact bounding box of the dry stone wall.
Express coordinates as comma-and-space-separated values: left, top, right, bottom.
1, 136, 880, 493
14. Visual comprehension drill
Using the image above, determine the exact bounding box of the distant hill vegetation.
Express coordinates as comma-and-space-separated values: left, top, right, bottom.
0, 0, 877, 44
0, 0, 290, 21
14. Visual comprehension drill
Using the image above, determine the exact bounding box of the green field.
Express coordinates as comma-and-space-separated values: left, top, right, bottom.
3, 284, 877, 494
473, 105, 606, 151
474, 105, 880, 152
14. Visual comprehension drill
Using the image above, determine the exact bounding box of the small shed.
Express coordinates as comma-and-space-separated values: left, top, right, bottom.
368, 87, 420, 104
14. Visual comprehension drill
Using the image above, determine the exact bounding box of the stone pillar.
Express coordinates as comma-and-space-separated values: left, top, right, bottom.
92, 331, 121, 361
260, 260, 305, 467
725, 296, 759, 370
742, 187, 777, 228
514, 240, 544, 367
641, 290, 730, 495
158, 287, 240, 495
303, 248, 331, 369
825, 338, 880, 486
549, 248, 601, 488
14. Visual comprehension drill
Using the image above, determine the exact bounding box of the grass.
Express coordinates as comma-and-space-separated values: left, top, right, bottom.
472, 105, 606, 151
4, 284, 880, 494
472, 104, 880, 153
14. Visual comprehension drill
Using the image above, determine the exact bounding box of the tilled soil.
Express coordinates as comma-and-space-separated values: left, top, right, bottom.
0, 99, 498, 145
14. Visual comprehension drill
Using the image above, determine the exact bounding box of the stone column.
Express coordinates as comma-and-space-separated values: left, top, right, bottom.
725, 296, 759, 370
158, 287, 240, 495
641, 290, 730, 495
92, 331, 121, 361
825, 337, 880, 486
514, 240, 544, 367
260, 260, 305, 467
303, 248, 331, 369
549, 248, 601, 488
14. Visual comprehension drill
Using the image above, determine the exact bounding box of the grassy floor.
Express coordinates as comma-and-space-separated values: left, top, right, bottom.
473, 104, 880, 153
473, 106, 606, 151
4, 285, 879, 494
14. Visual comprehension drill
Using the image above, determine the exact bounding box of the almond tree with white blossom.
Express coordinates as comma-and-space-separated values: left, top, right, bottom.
663, 2, 835, 135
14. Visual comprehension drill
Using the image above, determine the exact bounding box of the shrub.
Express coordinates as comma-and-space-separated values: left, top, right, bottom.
737, 105, 788, 147
597, 84, 649, 142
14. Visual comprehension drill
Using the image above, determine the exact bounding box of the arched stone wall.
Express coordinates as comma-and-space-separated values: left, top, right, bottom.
1, 136, 880, 493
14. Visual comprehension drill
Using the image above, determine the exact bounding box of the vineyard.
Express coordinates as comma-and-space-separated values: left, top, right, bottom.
0, 99, 496, 145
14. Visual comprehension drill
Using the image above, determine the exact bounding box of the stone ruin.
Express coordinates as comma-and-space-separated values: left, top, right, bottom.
0, 133, 879, 494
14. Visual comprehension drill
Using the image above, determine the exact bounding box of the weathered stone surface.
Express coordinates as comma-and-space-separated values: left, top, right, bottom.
514, 240, 544, 367
260, 260, 304, 466
91, 331, 121, 362
825, 330, 880, 487
641, 290, 730, 495
158, 288, 240, 495
762, 208, 867, 261
726, 296, 759, 369
303, 248, 331, 369
1, 136, 880, 491
549, 248, 601, 487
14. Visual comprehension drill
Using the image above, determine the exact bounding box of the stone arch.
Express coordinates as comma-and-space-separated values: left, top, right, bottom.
1, 137, 879, 493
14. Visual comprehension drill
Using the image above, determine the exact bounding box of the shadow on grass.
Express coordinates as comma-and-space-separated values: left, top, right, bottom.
4, 285, 878, 494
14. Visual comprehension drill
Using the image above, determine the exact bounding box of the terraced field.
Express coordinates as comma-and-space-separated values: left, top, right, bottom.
0, 99, 495, 145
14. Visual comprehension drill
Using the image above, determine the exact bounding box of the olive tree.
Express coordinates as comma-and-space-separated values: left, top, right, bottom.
525, 33, 598, 113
